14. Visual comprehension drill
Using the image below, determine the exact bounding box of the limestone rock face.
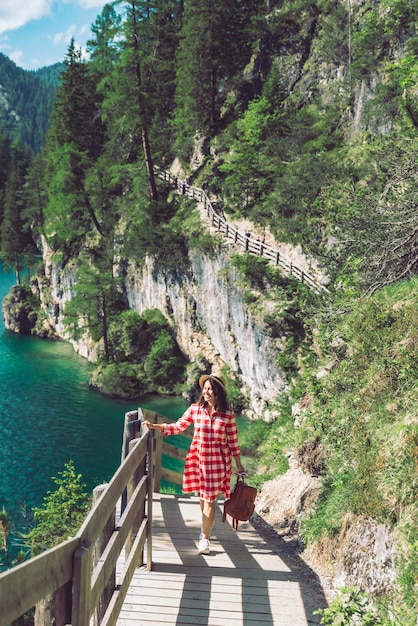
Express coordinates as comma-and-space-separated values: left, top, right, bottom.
255, 467, 398, 602
255, 468, 321, 537
334, 517, 398, 596
123, 249, 287, 416
33, 239, 287, 415
35, 239, 101, 361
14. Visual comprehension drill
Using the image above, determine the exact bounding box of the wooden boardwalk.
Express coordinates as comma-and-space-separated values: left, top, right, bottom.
116, 494, 327, 626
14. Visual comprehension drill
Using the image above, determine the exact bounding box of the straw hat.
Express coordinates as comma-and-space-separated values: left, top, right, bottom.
199, 373, 227, 394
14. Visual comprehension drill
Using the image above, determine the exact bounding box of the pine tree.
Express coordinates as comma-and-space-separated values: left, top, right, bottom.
87, 4, 122, 80
117, 0, 159, 200
0, 131, 11, 223
0, 156, 29, 284
43, 40, 105, 254
24, 461, 90, 556
147, 0, 182, 159
22, 153, 47, 231
173, 0, 263, 145
63, 248, 124, 362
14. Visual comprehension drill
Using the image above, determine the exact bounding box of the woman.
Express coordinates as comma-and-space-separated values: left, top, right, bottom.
144, 373, 245, 555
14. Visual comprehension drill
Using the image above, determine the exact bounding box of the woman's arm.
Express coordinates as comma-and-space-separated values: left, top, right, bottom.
143, 406, 194, 436
233, 453, 245, 473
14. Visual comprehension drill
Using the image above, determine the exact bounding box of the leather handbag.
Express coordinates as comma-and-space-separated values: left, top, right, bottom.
223, 474, 257, 530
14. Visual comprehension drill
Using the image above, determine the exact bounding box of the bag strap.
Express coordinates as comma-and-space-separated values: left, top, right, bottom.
235, 474, 246, 487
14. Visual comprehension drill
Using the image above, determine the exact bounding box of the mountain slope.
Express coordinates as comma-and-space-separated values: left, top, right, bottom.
0, 54, 63, 152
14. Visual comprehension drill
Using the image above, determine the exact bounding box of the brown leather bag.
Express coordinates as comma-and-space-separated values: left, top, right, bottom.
223, 475, 257, 530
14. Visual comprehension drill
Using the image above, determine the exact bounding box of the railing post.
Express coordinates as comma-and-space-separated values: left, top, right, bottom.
92, 485, 115, 626
146, 428, 154, 571
154, 418, 163, 493
125, 437, 146, 563
121, 410, 141, 515
72, 542, 92, 626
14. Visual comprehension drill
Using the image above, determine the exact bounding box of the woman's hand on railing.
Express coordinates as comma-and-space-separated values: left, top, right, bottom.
143, 420, 164, 431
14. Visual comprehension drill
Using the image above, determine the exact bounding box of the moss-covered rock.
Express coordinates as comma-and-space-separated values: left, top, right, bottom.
2, 284, 57, 339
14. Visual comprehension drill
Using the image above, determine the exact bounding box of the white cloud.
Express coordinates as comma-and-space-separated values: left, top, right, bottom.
9, 48, 24, 66
53, 24, 76, 46
0, 1, 52, 34
79, 23, 90, 36
74, 0, 109, 8
0, 34, 10, 51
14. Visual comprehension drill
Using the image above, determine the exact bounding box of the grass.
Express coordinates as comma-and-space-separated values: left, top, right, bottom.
296, 276, 418, 621
243, 275, 417, 622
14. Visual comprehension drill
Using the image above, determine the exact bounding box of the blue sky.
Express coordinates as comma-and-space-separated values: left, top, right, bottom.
0, 1, 111, 70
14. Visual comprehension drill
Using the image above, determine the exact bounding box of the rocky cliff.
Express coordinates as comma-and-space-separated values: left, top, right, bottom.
24, 236, 287, 417
122, 251, 287, 417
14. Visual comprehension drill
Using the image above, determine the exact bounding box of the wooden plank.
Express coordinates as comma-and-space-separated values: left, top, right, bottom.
90, 477, 147, 610
101, 518, 148, 626
116, 494, 325, 626
77, 435, 148, 545
146, 424, 154, 571
122, 586, 300, 608
162, 442, 187, 461
0, 536, 78, 625
160, 467, 183, 485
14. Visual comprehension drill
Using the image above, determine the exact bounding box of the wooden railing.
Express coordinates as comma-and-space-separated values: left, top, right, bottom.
156, 167, 329, 294
0, 408, 182, 626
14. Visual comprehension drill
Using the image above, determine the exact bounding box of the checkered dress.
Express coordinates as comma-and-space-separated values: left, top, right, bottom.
161, 403, 241, 503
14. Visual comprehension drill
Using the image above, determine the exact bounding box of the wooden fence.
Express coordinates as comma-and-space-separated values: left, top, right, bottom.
156, 167, 329, 294
0, 408, 181, 626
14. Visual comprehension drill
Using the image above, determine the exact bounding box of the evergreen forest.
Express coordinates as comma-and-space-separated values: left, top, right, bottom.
0, 1, 417, 623
0, 54, 63, 152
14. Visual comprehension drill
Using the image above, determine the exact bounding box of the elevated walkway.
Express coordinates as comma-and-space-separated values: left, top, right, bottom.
0, 410, 328, 625
117, 494, 326, 626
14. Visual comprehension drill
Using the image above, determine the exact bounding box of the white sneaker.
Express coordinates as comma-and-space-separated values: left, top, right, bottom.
198, 538, 210, 555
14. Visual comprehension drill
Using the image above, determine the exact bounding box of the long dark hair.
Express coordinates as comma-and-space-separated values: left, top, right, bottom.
198, 379, 230, 413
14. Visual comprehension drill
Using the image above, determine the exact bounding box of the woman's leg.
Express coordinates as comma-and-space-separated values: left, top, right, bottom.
200, 499, 216, 539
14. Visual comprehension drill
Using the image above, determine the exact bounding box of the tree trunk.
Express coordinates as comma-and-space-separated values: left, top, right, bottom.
130, 1, 159, 201
141, 125, 159, 201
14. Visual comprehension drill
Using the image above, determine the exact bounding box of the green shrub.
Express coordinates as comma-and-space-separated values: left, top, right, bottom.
96, 309, 187, 398
239, 418, 270, 450
25, 461, 90, 556
314, 587, 393, 626
92, 362, 147, 398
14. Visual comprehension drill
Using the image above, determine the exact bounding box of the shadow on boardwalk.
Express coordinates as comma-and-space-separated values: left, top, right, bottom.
117, 494, 327, 626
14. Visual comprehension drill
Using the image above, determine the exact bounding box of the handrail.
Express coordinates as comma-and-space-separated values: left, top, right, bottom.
0, 408, 257, 625
0, 408, 175, 626
122, 408, 191, 492
156, 167, 329, 294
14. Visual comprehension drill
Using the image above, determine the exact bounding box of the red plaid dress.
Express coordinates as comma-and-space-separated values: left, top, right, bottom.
161, 403, 241, 502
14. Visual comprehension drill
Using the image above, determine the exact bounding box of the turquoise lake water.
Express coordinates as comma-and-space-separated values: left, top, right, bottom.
0, 265, 189, 554
0, 264, 251, 559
